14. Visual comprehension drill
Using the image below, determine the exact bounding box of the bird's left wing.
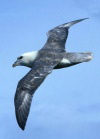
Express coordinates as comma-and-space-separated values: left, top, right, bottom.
44, 18, 88, 50
14, 50, 64, 130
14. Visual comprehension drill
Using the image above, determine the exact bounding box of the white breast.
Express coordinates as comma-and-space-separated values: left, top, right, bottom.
61, 58, 70, 64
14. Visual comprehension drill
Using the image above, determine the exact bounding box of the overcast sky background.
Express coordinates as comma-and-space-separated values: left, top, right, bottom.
0, 0, 100, 139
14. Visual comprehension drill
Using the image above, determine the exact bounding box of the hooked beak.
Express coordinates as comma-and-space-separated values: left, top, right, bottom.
12, 60, 21, 67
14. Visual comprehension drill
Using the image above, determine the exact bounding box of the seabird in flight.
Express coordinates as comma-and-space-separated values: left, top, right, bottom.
13, 51, 92, 69
13, 18, 92, 130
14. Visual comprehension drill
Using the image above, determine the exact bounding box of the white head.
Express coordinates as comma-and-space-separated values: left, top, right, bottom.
12, 51, 38, 68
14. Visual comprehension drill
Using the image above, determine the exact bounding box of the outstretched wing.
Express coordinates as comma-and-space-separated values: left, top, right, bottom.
14, 49, 64, 130
44, 18, 88, 50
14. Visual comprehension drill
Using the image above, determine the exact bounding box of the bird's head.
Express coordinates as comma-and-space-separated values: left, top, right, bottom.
12, 51, 38, 68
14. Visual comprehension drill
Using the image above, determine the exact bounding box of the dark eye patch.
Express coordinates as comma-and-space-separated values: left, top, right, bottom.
17, 56, 23, 60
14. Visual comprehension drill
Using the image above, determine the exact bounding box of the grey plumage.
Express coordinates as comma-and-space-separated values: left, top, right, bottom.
14, 18, 89, 130
55, 52, 92, 69
12, 51, 92, 69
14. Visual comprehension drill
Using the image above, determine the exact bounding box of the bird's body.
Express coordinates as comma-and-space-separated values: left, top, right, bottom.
13, 18, 92, 130
13, 50, 92, 68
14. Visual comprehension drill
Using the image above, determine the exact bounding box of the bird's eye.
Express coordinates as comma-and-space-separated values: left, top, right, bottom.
17, 56, 23, 60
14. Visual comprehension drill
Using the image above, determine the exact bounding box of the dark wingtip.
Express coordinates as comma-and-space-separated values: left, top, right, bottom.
15, 111, 26, 131
59, 17, 89, 28
20, 126, 25, 130
17, 120, 26, 130
68, 17, 89, 27
80, 17, 89, 20
78, 17, 89, 21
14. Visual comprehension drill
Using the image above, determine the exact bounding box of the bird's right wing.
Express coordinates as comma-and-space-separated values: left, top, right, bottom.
14, 50, 64, 130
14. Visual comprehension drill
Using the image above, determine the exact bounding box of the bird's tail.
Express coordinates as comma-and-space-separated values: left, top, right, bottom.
54, 52, 93, 69
59, 18, 89, 28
